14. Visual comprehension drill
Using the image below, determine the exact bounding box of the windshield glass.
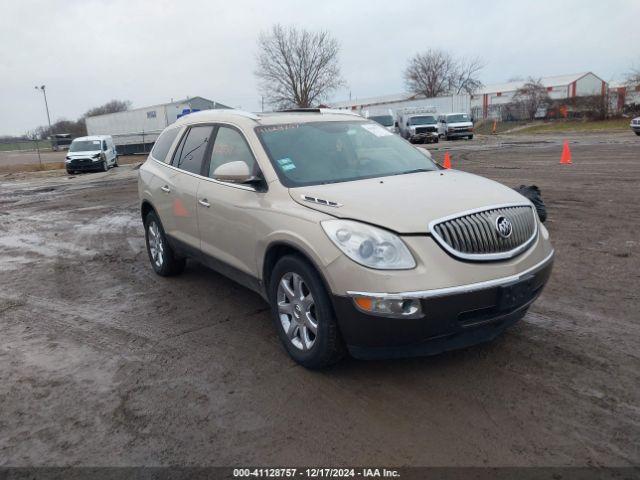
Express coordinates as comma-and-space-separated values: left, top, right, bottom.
409, 115, 437, 125
446, 114, 470, 123
369, 115, 394, 127
255, 121, 438, 187
69, 140, 101, 152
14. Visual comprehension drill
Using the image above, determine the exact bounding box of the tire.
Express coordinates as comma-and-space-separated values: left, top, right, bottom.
635, 132, 640, 136
514, 185, 547, 223
468, 135, 474, 140
66, 169, 73, 175
101, 160, 108, 172
144, 211, 186, 276
434, 137, 439, 143
269, 255, 345, 369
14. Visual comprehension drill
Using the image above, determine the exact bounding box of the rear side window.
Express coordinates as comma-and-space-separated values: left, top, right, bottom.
151, 127, 180, 163
208, 126, 256, 177
172, 125, 213, 175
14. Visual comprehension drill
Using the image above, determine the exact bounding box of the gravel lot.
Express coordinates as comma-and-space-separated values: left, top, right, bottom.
0, 133, 638, 467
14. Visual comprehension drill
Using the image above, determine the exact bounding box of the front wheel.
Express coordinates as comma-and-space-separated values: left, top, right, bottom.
101, 160, 108, 172
144, 211, 185, 276
468, 135, 474, 140
269, 255, 345, 369
635, 131, 640, 136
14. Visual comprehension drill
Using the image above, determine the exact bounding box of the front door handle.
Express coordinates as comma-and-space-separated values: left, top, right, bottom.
160, 185, 171, 193
198, 198, 211, 208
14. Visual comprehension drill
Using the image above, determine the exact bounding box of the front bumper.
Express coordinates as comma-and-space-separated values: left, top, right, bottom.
446, 130, 473, 138
66, 158, 103, 171
631, 125, 640, 133
332, 250, 553, 359
409, 131, 438, 142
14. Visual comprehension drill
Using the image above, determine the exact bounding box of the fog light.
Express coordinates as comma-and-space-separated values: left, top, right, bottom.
352, 296, 423, 318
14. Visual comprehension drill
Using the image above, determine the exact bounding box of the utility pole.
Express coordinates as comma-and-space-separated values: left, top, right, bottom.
261, 96, 264, 112
34, 85, 52, 135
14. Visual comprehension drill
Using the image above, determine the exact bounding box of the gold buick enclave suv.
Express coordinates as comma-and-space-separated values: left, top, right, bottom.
138, 109, 554, 368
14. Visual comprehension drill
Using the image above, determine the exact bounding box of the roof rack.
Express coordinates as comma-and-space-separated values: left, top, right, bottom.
276, 108, 361, 117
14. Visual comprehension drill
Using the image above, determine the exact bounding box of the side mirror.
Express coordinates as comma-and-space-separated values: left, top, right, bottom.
212, 161, 256, 184
394, 121, 399, 127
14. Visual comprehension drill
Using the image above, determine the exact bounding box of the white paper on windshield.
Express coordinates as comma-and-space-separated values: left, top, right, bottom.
361, 123, 393, 137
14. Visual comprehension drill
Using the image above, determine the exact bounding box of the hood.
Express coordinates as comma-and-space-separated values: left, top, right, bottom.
447, 121, 473, 127
290, 170, 528, 233
67, 150, 101, 157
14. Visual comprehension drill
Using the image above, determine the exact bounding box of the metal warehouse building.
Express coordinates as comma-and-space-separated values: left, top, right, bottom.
331, 71, 608, 121
85, 96, 231, 154
471, 72, 607, 119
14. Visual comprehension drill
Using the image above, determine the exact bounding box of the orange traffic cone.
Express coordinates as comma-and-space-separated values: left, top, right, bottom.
560, 140, 572, 164
443, 152, 451, 169
491, 119, 497, 135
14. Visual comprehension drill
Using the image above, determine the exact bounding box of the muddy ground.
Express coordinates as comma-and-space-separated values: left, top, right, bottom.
0, 133, 639, 467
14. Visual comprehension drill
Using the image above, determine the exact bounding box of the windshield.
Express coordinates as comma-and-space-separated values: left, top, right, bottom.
369, 115, 394, 127
255, 121, 438, 187
69, 140, 102, 152
446, 114, 470, 123
408, 116, 436, 126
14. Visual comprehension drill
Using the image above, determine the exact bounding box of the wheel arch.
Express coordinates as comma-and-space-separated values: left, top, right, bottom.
261, 241, 334, 298
140, 200, 156, 223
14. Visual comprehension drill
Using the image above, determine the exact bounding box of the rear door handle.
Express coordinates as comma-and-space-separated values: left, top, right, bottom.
198, 198, 211, 208
160, 185, 171, 193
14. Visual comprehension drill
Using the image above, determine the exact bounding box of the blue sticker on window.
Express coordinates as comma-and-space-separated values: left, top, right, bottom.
281, 163, 296, 171
277, 157, 293, 165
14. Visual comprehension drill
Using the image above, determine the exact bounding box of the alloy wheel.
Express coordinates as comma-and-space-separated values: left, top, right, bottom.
147, 221, 164, 268
277, 272, 318, 351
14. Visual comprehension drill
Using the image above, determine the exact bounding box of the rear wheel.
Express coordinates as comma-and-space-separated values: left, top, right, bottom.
144, 211, 185, 276
269, 255, 345, 369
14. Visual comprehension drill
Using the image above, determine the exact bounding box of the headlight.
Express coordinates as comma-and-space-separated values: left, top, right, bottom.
321, 219, 416, 270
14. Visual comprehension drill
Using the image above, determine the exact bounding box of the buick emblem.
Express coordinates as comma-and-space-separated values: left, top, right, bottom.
495, 216, 513, 238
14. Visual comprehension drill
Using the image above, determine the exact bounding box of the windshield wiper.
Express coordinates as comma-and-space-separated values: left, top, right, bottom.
394, 168, 432, 176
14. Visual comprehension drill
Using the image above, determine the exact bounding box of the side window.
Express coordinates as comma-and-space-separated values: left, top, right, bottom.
208, 126, 256, 177
172, 125, 214, 174
151, 127, 180, 163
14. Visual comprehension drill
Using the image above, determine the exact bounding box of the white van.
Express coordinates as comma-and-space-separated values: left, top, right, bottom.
437, 113, 474, 140
365, 109, 398, 133
65, 135, 118, 174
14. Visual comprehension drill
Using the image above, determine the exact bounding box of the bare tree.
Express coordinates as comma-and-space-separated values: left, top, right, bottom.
512, 78, 550, 120
255, 25, 345, 109
404, 49, 456, 98
625, 60, 640, 87
84, 99, 131, 118
404, 50, 484, 98
450, 57, 486, 94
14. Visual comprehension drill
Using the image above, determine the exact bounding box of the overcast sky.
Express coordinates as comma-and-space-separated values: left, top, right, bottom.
1, 0, 638, 136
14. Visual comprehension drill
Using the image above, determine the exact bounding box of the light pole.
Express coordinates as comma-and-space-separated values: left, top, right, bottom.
34, 85, 52, 134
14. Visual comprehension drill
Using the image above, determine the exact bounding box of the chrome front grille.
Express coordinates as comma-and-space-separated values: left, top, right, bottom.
430, 205, 537, 261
